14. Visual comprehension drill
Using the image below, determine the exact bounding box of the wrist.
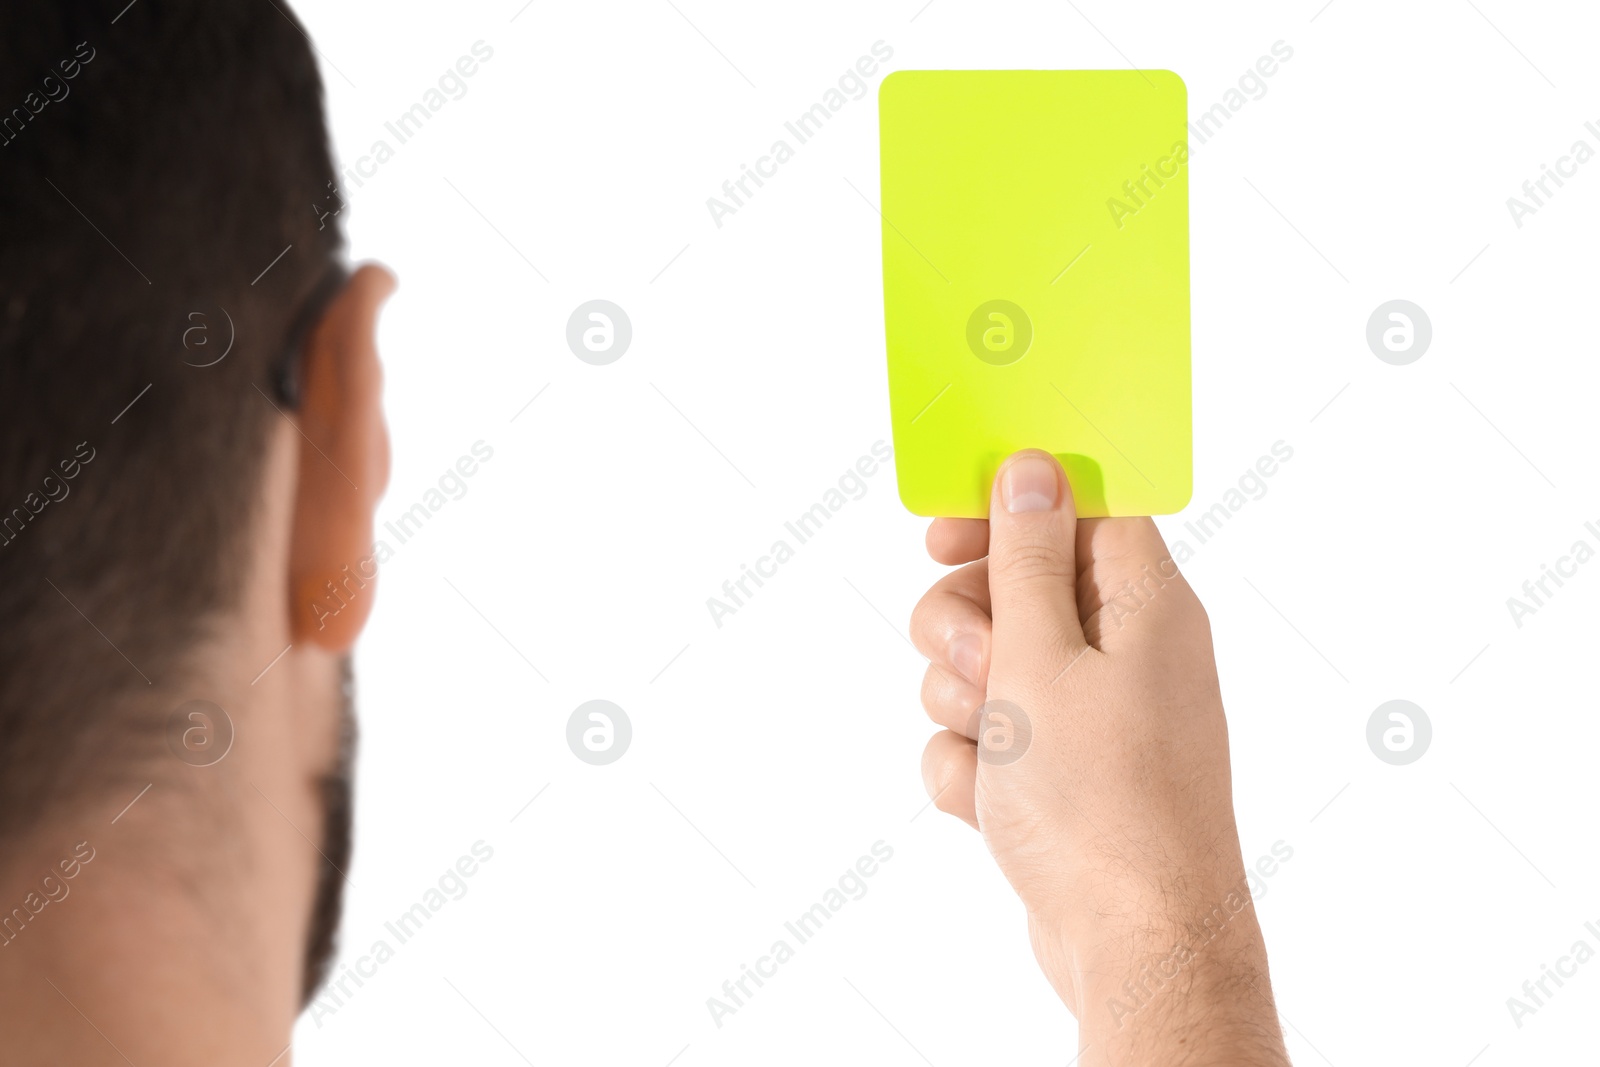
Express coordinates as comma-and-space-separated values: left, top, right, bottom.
1031, 893, 1289, 1066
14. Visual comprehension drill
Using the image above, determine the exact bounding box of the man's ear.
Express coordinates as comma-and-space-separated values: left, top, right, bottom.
288, 263, 395, 650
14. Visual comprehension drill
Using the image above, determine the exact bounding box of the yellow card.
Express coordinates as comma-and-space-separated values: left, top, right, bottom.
879, 69, 1192, 518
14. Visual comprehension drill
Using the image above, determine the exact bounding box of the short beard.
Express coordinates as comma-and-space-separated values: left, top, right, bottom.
300, 655, 357, 1006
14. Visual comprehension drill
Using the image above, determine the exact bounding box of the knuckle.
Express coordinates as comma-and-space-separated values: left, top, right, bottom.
1148, 577, 1211, 635
992, 541, 1075, 587
996, 631, 1098, 694
908, 592, 941, 654
911, 585, 990, 660
921, 668, 980, 734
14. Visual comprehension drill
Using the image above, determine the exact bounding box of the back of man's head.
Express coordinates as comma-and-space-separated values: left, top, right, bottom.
0, 0, 343, 832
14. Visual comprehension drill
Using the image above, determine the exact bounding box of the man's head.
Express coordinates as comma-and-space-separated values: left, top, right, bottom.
0, 0, 390, 1043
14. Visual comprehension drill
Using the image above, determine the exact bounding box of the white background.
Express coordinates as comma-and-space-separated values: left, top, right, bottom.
290, 1, 1600, 1063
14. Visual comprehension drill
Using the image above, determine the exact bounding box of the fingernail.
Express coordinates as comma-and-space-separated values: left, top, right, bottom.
1002, 453, 1059, 513
948, 633, 983, 687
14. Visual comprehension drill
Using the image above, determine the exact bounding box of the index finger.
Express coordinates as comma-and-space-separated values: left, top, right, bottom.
926, 517, 989, 566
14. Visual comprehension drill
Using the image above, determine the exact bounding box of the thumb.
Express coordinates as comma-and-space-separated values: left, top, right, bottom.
985, 450, 1087, 672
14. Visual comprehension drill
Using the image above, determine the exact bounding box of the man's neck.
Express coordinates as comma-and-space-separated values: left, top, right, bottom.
0, 765, 319, 1065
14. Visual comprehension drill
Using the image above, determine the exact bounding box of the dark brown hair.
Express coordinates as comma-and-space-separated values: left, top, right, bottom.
0, 0, 344, 829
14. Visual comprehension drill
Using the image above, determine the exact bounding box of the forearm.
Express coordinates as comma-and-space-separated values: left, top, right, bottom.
1046, 904, 1291, 1066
